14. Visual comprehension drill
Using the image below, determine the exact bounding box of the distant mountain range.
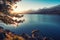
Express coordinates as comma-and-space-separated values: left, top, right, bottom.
23, 5, 60, 15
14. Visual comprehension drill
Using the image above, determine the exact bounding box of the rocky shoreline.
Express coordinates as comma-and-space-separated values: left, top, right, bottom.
0, 26, 54, 40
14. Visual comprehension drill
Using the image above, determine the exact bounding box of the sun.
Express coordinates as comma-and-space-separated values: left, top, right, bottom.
12, 3, 25, 13
10, 2, 29, 14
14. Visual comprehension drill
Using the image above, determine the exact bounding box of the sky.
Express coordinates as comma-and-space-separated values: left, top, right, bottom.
14, 0, 60, 12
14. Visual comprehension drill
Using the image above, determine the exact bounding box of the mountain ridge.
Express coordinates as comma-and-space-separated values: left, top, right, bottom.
22, 5, 60, 15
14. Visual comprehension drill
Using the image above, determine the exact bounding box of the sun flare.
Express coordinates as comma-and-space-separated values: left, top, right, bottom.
12, 3, 24, 13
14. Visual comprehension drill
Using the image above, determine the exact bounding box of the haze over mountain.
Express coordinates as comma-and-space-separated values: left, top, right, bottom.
23, 5, 60, 15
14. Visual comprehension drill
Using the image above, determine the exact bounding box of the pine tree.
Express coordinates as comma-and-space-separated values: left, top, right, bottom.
0, 0, 24, 26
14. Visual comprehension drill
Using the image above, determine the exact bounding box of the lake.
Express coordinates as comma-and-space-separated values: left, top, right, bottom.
1, 14, 60, 40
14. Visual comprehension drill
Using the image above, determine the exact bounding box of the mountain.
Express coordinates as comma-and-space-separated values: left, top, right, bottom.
24, 5, 60, 15
22, 10, 35, 14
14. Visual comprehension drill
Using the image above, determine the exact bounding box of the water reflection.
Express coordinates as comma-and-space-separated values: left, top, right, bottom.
0, 14, 60, 40
24, 14, 60, 25
0, 14, 60, 28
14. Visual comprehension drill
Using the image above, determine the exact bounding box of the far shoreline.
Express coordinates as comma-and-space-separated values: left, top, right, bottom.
19, 13, 60, 15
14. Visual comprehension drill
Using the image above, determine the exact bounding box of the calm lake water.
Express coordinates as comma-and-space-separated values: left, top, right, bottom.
1, 14, 60, 40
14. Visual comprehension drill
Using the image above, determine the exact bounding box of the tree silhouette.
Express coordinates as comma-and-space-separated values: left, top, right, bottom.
0, 0, 25, 26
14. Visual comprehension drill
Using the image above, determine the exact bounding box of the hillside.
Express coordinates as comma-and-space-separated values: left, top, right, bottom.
24, 5, 60, 15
